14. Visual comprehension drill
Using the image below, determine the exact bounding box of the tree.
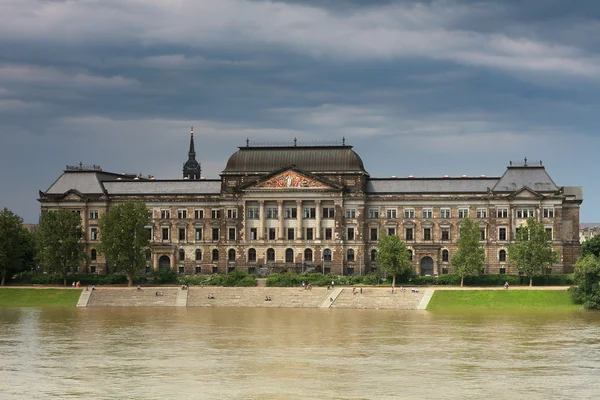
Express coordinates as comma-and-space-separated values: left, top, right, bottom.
36, 209, 85, 286
98, 201, 150, 286
0, 208, 33, 286
377, 234, 412, 287
451, 218, 485, 287
508, 217, 559, 287
581, 234, 600, 259
570, 255, 600, 309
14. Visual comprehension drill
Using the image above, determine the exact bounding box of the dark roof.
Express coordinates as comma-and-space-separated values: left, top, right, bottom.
366, 178, 499, 194
222, 145, 368, 175
492, 166, 558, 192
103, 180, 221, 195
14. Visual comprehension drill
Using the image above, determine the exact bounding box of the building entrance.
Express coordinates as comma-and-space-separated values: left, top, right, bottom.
420, 256, 434, 276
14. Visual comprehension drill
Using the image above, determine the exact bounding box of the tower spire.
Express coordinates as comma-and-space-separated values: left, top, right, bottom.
183, 126, 201, 180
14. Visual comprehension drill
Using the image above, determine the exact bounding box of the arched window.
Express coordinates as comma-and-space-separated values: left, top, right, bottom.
248, 248, 257, 262
266, 248, 275, 262
304, 249, 313, 262
179, 248, 185, 261
323, 249, 332, 262
212, 249, 219, 261
347, 249, 355, 262
228, 248, 236, 262
90, 249, 97, 261
370, 249, 377, 262
499, 249, 507, 263
442, 249, 449, 262
408, 249, 413, 262
195, 249, 202, 261
285, 248, 294, 263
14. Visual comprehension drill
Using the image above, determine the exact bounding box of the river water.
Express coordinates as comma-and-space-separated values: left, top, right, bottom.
1, 307, 599, 400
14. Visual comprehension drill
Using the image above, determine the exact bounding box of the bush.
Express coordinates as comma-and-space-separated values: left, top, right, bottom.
148, 269, 178, 284
177, 271, 256, 287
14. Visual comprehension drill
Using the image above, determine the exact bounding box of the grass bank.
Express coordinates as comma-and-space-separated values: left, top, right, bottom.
0, 289, 81, 307
427, 290, 579, 311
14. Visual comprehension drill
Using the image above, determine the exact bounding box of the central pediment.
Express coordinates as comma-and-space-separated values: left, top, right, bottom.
257, 170, 329, 189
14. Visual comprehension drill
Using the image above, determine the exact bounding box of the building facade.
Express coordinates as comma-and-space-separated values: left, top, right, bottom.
39, 131, 583, 276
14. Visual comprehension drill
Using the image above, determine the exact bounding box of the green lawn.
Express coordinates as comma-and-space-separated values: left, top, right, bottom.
427, 290, 580, 311
0, 289, 81, 307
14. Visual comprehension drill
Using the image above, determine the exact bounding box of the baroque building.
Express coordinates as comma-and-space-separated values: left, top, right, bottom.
39, 130, 583, 276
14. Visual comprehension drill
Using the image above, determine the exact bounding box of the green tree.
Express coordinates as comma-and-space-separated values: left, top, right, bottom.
98, 201, 150, 286
0, 208, 33, 286
508, 217, 559, 287
36, 209, 85, 286
581, 234, 600, 259
377, 234, 412, 287
451, 218, 485, 287
570, 254, 600, 309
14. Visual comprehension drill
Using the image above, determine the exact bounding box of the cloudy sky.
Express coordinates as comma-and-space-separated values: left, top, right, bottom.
1, 0, 599, 223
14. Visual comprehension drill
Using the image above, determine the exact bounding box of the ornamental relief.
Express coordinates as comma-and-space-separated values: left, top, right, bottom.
257, 171, 328, 189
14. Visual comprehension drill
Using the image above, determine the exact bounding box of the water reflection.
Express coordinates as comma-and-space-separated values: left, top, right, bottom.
1, 307, 599, 399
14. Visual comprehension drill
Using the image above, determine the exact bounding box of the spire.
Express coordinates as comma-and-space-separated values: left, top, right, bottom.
183, 126, 201, 180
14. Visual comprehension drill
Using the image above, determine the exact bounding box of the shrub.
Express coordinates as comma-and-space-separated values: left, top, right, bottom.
148, 269, 178, 284
177, 271, 256, 287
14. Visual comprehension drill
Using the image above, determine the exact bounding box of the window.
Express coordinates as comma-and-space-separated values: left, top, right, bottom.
458, 208, 469, 219
347, 249, 355, 262
347, 227, 355, 240
325, 228, 333, 240
543, 208, 554, 218
480, 228, 486, 241
250, 228, 257, 240
266, 207, 278, 219
145, 227, 152, 241
194, 209, 204, 219
369, 208, 379, 219
179, 249, 185, 261
248, 248, 257, 262
496, 208, 508, 218
370, 249, 377, 262
323, 249, 332, 261
386, 209, 397, 219
405, 228, 413, 241
303, 207, 316, 219
304, 249, 313, 261
345, 209, 356, 218
285, 207, 297, 219
90, 249, 97, 261
498, 227, 507, 241
322, 207, 335, 218
306, 228, 313, 240
404, 208, 415, 219
387, 228, 396, 236
195, 265, 201, 274
266, 248, 275, 262
228, 249, 236, 262
179, 266, 184, 274
422, 209, 433, 219
228, 228, 236, 241
178, 228, 186, 241
268, 228, 276, 241
227, 209, 237, 219
287, 228, 295, 240
162, 228, 169, 240
285, 248, 294, 263
499, 267, 506, 275
89, 210, 99, 220
476, 209, 487, 219
442, 249, 449, 262
72, 209, 81, 215
90, 228, 98, 240
545, 227, 553, 240
408, 249, 413, 261
441, 227, 450, 241
178, 209, 187, 219
212, 228, 219, 241
440, 208, 451, 219
195, 249, 202, 261
247, 208, 259, 219
195, 228, 203, 241
211, 209, 221, 219
370, 228, 378, 241
517, 208, 535, 219
161, 209, 170, 219
423, 228, 431, 240
499, 249, 507, 262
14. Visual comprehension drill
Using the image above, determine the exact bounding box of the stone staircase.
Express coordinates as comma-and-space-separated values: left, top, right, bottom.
331, 287, 426, 310
176, 288, 188, 307
187, 287, 332, 308
319, 287, 342, 308
76, 289, 90, 307
87, 287, 178, 307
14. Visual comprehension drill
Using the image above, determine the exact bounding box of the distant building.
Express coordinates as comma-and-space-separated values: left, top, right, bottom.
38, 129, 583, 276
580, 223, 600, 243
23, 224, 38, 234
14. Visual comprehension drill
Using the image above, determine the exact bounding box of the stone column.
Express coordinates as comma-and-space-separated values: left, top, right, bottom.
296, 200, 303, 240
278, 200, 285, 239
259, 200, 265, 240
315, 200, 322, 239
153, 253, 159, 271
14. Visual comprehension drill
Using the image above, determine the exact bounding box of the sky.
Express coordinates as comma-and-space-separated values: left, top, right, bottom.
1, 0, 599, 223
